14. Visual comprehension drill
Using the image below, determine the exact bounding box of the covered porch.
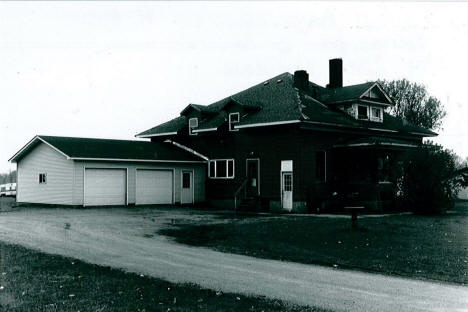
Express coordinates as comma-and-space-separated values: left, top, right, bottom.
326, 137, 421, 212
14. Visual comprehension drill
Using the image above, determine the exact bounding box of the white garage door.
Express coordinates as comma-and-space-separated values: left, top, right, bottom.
84, 168, 126, 206
136, 169, 173, 205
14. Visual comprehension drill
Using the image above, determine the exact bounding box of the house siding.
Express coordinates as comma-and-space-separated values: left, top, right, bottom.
16, 142, 74, 205
154, 125, 347, 210
72, 161, 206, 206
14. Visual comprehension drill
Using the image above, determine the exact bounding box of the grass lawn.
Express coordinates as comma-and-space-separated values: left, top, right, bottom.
160, 201, 468, 285
0, 242, 326, 312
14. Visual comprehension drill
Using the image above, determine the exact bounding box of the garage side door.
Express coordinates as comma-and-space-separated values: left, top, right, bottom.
136, 169, 173, 205
84, 168, 126, 206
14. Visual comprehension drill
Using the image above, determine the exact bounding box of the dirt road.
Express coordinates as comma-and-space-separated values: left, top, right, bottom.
0, 207, 466, 312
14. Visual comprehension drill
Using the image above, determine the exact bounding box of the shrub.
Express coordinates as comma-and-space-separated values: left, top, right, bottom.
396, 142, 468, 215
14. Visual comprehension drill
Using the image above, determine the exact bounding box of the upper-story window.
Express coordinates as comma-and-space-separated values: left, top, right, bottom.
229, 112, 240, 131
188, 117, 198, 135
357, 105, 369, 120
39, 173, 47, 184
370, 107, 383, 122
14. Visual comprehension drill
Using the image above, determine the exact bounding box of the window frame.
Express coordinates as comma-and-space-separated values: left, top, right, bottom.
370, 106, 383, 122
188, 117, 198, 136
38, 173, 47, 184
356, 105, 369, 120
208, 159, 235, 179
229, 112, 240, 132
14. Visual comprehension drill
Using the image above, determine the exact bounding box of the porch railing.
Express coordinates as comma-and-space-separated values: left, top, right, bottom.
233, 178, 248, 211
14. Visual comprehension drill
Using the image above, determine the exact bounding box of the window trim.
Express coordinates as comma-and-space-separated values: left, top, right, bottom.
39, 173, 47, 184
208, 159, 235, 179
229, 112, 240, 132
370, 106, 383, 122
356, 105, 369, 120
188, 117, 198, 136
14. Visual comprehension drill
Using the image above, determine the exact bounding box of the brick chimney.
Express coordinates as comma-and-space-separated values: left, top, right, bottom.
293, 70, 309, 90
328, 58, 343, 88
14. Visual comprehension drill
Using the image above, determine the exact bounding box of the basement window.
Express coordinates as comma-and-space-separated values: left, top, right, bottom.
188, 117, 198, 135
39, 173, 47, 184
208, 159, 235, 179
357, 105, 369, 120
229, 112, 240, 131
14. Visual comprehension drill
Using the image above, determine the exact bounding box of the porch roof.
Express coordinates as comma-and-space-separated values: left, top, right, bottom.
333, 137, 420, 149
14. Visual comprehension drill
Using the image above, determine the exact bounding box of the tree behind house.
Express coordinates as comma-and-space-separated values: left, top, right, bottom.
379, 79, 446, 130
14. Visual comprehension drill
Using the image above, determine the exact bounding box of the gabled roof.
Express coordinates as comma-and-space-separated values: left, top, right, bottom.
136, 72, 435, 138
9, 135, 205, 163
180, 103, 218, 116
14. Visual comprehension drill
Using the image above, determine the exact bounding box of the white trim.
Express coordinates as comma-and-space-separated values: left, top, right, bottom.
83, 167, 128, 207
367, 128, 398, 133
229, 112, 240, 132
135, 168, 175, 205
356, 104, 370, 121
181, 169, 195, 205
9, 135, 71, 162
208, 159, 235, 179
192, 127, 218, 133
136, 132, 178, 138
410, 131, 437, 137
370, 106, 384, 123
246, 158, 260, 196
359, 82, 393, 104
164, 140, 209, 161
334, 142, 418, 148
235, 120, 301, 129
71, 157, 205, 163
280, 168, 293, 211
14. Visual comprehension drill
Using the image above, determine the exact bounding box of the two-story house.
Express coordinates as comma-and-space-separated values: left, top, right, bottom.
10, 59, 436, 212
136, 59, 436, 212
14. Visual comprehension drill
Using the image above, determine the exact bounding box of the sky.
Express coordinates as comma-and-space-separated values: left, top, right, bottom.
1, 1, 467, 173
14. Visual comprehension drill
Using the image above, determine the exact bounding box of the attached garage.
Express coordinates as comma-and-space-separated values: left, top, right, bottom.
84, 168, 127, 206
136, 169, 173, 205
10, 135, 207, 207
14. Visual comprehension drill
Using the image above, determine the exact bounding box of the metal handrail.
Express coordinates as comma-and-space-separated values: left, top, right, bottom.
233, 179, 248, 211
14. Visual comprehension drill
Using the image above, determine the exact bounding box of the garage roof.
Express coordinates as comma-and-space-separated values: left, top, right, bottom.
9, 135, 206, 163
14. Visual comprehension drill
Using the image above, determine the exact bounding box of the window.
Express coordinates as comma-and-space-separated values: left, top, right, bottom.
357, 105, 369, 120
182, 172, 191, 189
283, 173, 292, 191
188, 118, 198, 135
39, 173, 47, 184
370, 107, 383, 122
208, 159, 234, 179
315, 151, 326, 182
229, 112, 240, 131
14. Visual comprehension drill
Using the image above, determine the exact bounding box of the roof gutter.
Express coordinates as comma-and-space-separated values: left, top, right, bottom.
135, 131, 178, 138
164, 140, 209, 161
71, 157, 205, 163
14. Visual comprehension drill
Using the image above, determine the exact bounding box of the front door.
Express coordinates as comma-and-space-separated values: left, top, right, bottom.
246, 159, 259, 196
181, 171, 193, 204
282, 172, 293, 210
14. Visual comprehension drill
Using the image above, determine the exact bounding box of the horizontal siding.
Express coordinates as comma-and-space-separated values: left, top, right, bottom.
17, 142, 73, 205
73, 161, 206, 206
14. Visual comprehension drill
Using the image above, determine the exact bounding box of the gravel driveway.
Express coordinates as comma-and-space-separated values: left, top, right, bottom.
0, 207, 467, 312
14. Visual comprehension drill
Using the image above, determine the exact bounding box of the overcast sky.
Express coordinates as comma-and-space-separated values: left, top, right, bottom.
1, 2, 467, 173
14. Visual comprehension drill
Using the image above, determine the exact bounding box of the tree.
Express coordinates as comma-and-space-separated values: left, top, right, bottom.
379, 79, 446, 130
396, 142, 468, 214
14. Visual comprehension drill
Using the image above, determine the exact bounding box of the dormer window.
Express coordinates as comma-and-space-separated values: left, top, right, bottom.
357, 105, 369, 120
188, 117, 198, 135
229, 112, 240, 131
370, 107, 383, 122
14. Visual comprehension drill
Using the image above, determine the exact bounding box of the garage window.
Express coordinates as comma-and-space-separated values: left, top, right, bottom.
208, 159, 234, 179
39, 173, 47, 184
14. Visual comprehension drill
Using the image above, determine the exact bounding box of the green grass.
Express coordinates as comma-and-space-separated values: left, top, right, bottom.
160, 202, 468, 285
0, 242, 326, 312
